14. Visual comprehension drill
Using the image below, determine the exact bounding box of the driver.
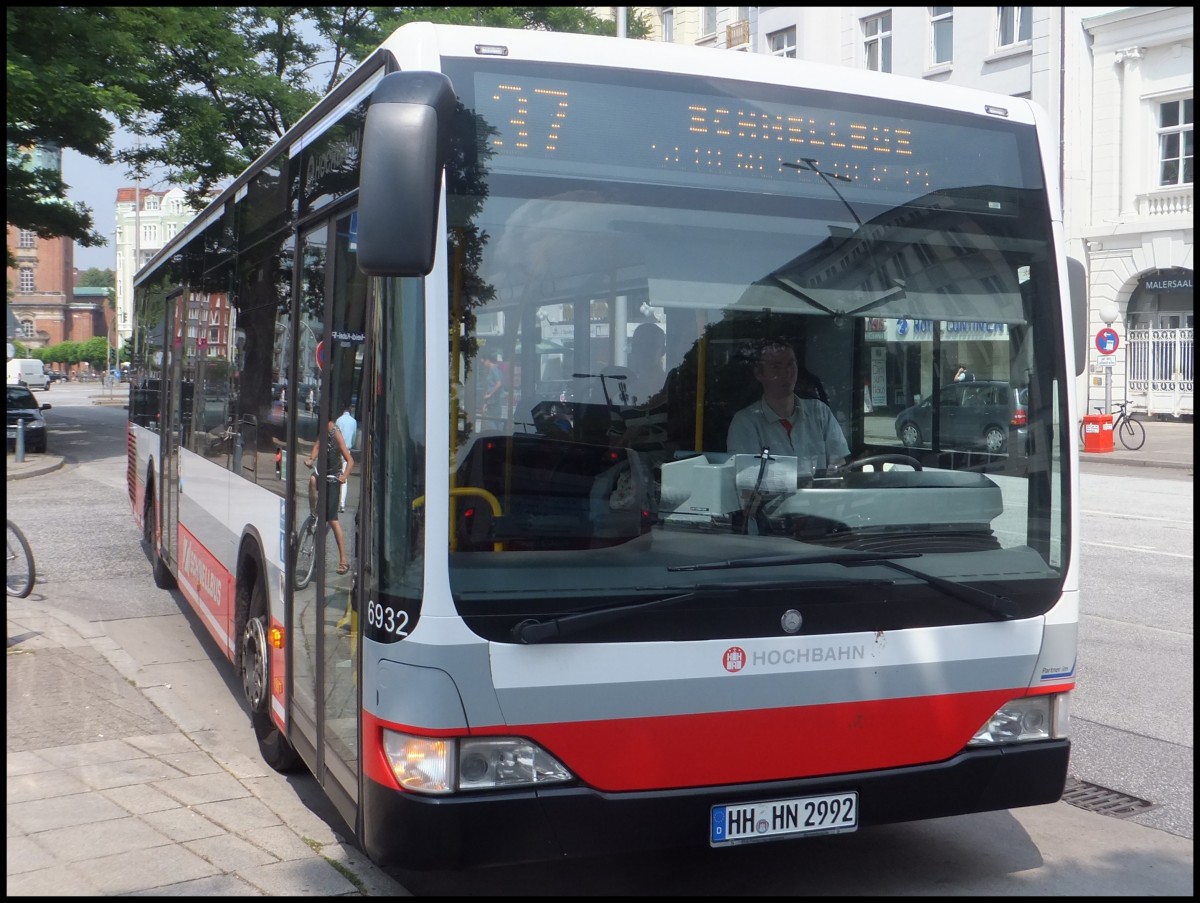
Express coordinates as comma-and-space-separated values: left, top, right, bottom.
726, 341, 849, 470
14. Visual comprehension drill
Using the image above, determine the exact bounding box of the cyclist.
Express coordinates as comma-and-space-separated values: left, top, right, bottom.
304, 418, 353, 574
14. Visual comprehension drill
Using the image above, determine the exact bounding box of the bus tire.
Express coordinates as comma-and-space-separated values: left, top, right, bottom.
239, 578, 302, 773
144, 482, 176, 590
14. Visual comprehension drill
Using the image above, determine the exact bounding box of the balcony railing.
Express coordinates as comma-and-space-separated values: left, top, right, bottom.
1135, 185, 1193, 218
726, 20, 750, 49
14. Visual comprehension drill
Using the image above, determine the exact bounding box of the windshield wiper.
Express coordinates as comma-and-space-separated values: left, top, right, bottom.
510, 576, 893, 644
669, 551, 1016, 621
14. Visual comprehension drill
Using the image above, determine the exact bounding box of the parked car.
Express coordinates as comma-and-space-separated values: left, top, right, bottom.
45, 369, 65, 384
894, 379, 1028, 454
6, 383, 52, 453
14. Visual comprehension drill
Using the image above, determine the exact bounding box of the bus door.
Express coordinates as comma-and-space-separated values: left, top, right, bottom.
288, 214, 366, 827
160, 289, 186, 571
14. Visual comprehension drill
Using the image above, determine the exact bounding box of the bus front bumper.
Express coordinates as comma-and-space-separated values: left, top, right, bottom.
361, 739, 1070, 870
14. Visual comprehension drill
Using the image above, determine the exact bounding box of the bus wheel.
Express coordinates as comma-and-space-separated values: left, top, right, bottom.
144, 486, 176, 590
240, 579, 301, 773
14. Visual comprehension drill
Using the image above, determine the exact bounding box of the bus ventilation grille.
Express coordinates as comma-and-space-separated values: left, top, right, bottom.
1062, 777, 1155, 818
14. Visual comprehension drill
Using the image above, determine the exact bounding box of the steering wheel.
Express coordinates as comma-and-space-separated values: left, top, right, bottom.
846, 453, 923, 471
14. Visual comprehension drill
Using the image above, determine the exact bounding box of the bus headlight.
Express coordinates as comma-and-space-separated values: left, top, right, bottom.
968, 693, 1070, 745
382, 730, 573, 794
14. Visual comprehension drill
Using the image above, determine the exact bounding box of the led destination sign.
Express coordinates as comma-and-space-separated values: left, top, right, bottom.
467, 69, 1035, 201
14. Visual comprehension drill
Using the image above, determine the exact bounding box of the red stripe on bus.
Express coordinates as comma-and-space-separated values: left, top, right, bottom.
363, 686, 1068, 792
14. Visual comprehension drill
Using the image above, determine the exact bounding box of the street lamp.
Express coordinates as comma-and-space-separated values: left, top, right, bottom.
1098, 300, 1120, 414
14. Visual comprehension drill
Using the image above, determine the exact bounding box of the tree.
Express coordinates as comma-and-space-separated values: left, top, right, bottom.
8, 7, 653, 248
76, 268, 116, 289
120, 7, 651, 203
79, 336, 110, 371
6, 8, 143, 254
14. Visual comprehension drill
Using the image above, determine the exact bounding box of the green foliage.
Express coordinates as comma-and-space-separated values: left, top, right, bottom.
79, 336, 110, 369
6, 8, 143, 250
8, 6, 653, 247
76, 268, 116, 289
121, 8, 327, 205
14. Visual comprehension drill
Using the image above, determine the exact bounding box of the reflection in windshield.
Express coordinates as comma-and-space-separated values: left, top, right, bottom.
425, 59, 1067, 642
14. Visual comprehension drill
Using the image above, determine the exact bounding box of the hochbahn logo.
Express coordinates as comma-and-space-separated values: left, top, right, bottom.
724, 643, 868, 673
181, 534, 224, 607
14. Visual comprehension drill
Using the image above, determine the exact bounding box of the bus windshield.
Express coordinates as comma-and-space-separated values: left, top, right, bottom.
434, 58, 1068, 643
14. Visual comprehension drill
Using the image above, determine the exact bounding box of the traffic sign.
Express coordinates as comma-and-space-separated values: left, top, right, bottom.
1095, 327, 1119, 355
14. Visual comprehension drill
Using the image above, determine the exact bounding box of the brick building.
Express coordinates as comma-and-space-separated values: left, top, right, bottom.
6, 226, 111, 354
7, 140, 112, 359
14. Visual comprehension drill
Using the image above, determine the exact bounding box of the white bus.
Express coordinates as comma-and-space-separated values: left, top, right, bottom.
128, 22, 1085, 870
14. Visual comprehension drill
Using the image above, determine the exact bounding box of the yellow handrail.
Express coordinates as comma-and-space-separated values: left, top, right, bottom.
413, 487, 504, 552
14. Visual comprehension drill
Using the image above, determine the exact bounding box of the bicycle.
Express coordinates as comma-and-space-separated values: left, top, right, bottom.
293, 462, 340, 590
7, 520, 36, 598
1080, 400, 1146, 451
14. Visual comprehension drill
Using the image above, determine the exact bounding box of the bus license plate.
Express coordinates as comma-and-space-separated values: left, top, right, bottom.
711, 792, 858, 846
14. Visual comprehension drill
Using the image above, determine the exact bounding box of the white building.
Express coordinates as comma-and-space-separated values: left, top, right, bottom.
602, 6, 1193, 417
113, 186, 212, 345
1080, 7, 1193, 418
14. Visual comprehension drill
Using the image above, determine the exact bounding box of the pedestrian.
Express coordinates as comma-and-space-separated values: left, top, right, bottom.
304, 420, 353, 575
336, 401, 357, 512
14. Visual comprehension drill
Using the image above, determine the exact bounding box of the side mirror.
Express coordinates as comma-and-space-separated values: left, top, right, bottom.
357, 71, 458, 277
1066, 257, 1087, 377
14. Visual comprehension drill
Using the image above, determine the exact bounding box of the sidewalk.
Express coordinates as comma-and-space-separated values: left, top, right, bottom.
7, 599, 405, 896
1077, 415, 1193, 471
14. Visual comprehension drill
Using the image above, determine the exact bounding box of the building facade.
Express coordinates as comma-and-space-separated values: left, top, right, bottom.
6, 225, 111, 355
7, 142, 112, 359
1081, 7, 1193, 419
611, 6, 1192, 417
113, 186, 213, 347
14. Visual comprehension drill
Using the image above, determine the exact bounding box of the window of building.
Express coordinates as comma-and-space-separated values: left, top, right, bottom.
168, 197, 185, 214
1158, 97, 1194, 186
19, 319, 35, 337
142, 223, 159, 244
662, 8, 673, 43
18, 229, 36, 249
19, 267, 35, 292
701, 7, 717, 37
768, 26, 797, 58
996, 7, 1031, 50
145, 195, 160, 211
930, 7, 953, 65
167, 222, 179, 240
863, 12, 892, 73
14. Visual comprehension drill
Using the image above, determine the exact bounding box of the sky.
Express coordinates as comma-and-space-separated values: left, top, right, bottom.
63, 130, 166, 274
